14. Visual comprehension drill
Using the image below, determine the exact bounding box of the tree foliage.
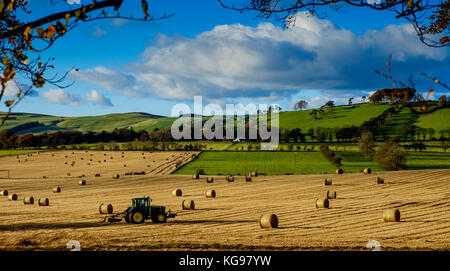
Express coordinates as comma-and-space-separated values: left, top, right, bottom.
375, 137, 407, 170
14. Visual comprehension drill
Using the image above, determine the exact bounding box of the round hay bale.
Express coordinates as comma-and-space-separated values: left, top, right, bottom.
23, 197, 34, 205
8, 194, 18, 201
249, 172, 258, 177
79, 180, 86, 186
95, 173, 101, 177
336, 168, 343, 174
324, 178, 332, 186
259, 214, 278, 229
1, 190, 8, 196
123, 164, 126, 167
383, 209, 400, 222
245, 176, 252, 182
315, 198, 330, 208
192, 173, 199, 180
65, 162, 68, 165
227, 175, 234, 182
38, 198, 49, 206
206, 177, 214, 183
205, 189, 216, 198
99, 203, 113, 214
172, 189, 182, 197
182, 200, 195, 210
113, 174, 120, 179
363, 168, 372, 174
42, 176, 47, 179
67, 173, 71, 176
377, 176, 384, 184
53, 187, 61, 193
327, 191, 337, 199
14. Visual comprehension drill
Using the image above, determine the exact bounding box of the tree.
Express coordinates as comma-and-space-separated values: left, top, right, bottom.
293, 100, 308, 111
348, 97, 354, 106
0, 0, 173, 126
17, 133, 35, 148
219, 0, 449, 47
323, 100, 335, 109
309, 108, 324, 120
375, 138, 407, 171
358, 131, 375, 158
438, 95, 448, 107
427, 128, 435, 140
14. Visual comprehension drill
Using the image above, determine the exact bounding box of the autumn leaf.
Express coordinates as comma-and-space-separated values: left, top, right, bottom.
407, 0, 414, 8
5, 100, 15, 107
36, 28, 45, 39
141, 0, 152, 18
2, 56, 9, 66
46, 24, 56, 39
8, 0, 15, 12
65, 13, 71, 26
428, 88, 435, 95
440, 37, 449, 44
0, 2, 4, 13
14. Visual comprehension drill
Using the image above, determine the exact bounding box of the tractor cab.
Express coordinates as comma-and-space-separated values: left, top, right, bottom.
124, 196, 176, 224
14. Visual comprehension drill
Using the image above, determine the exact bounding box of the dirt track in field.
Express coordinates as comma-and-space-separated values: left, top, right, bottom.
0, 151, 449, 251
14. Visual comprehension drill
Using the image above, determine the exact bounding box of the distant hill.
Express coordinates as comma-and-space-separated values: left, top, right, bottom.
0, 112, 169, 135
1, 104, 449, 138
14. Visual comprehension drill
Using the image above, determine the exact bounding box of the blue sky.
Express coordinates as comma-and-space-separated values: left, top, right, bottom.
5, 0, 449, 117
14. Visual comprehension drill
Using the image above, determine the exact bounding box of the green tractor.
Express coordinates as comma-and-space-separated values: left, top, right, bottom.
104, 196, 176, 224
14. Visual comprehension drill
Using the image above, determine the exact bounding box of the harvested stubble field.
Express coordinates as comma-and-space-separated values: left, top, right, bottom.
0, 150, 198, 178
0, 151, 448, 251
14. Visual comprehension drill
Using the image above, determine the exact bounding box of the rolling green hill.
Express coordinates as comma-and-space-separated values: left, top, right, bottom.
0, 112, 169, 134
1, 103, 449, 138
277, 103, 391, 130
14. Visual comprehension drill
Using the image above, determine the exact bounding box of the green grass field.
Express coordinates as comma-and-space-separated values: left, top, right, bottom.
415, 108, 450, 134
175, 149, 450, 175
175, 151, 339, 175
277, 103, 391, 130
0, 149, 44, 157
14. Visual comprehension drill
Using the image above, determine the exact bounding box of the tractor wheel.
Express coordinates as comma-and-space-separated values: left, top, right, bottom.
124, 213, 130, 224
130, 210, 145, 224
156, 213, 167, 223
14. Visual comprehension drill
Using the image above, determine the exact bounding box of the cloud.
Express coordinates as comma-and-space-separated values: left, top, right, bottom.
111, 18, 127, 27
70, 12, 449, 102
92, 26, 107, 38
70, 66, 137, 94
86, 90, 113, 106
66, 0, 81, 5
41, 89, 82, 106
3, 80, 37, 98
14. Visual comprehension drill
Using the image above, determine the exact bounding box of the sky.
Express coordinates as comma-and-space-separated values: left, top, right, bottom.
4, 0, 450, 117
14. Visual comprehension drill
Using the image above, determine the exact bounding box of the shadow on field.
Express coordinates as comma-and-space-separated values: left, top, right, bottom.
172, 219, 255, 225
0, 221, 116, 230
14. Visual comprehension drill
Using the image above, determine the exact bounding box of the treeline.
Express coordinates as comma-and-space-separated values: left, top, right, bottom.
0, 128, 173, 149
319, 144, 342, 167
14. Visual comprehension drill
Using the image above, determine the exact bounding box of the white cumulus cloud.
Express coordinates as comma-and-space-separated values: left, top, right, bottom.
86, 90, 113, 106
41, 89, 82, 106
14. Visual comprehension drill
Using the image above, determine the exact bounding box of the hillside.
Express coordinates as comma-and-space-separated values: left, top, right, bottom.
0, 112, 168, 135
278, 103, 391, 130
1, 104, 449, 139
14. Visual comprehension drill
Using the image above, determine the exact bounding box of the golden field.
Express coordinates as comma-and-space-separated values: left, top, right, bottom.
0, 151, 448, 251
